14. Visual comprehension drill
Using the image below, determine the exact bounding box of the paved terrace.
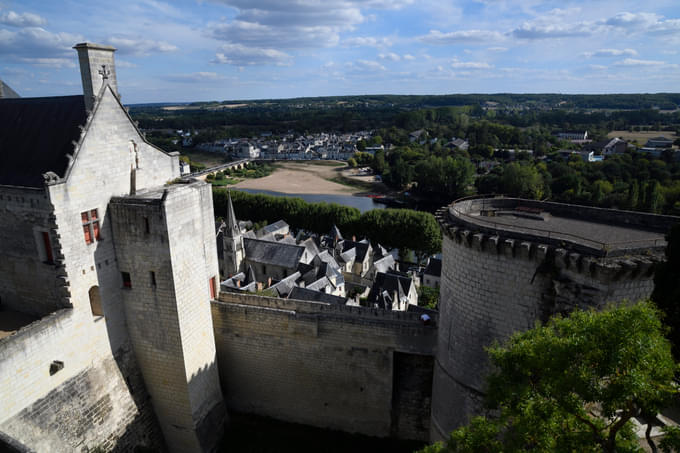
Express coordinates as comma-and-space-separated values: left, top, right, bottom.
447, 196, 678, 257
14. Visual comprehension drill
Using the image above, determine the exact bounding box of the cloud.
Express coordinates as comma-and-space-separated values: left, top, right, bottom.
419, 29, 503, 44
346, 59, 386, 72
0, 11, 47, 27
343, 36, 393, 47
165, 72, 226, 83
605, 12, 661, 28
18, 57, 75, 68
582, 48, 638, 58
106, 36, 178, 56
487, 46, 508, 52
210, 20, 341, 49
378, 52, 400, 61
450, 58, 492, 69
403, 54, 415, 60
0, 27, 84, 61
615, 58, 667, 67
116, 60, 138, 68
511, 8, 594, 40
213, 43, 292, 66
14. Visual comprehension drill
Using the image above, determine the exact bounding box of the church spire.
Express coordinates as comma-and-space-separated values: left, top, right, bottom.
225, 191, 240, 238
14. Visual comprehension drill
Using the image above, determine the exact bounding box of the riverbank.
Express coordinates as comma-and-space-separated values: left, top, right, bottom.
232, 161, 386, 196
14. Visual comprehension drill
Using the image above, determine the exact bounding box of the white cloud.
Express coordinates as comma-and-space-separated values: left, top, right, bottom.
213, 43, 292, 66
605, 12, 661, 28
450, 58, 492, 69
346, 59, 386, 72
0, 27, 84, 60
343, 36, 393, 47
210, 20, 341, 49
165, 72, 226, 83
582, 48, 638, 58
403, 54, 415, 60
615, 58, 667, 66
487, 46, 508, 52
0, 11, 47, 27
116, 60, 138, 68
419, 29, 503, 44
106, 36, 178, 56
18, 57, 75, 68
378, 52, 400, 61
511, 8, 594, 40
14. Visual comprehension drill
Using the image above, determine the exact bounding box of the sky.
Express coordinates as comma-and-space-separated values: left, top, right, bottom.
1, 0, 679, 103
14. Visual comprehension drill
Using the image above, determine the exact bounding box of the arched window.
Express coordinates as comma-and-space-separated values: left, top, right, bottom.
89, 286, 103, 317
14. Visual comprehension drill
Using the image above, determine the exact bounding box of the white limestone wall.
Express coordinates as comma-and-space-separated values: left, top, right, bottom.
47, 86, 179, 352
110, 181, 224, 453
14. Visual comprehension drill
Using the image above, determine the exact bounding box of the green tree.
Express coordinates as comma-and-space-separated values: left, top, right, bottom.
499, 163, 545, 199
423, 302, 678, 453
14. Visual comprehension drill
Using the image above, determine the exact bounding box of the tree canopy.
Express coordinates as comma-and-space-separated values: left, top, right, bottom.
422, 302, 679, 453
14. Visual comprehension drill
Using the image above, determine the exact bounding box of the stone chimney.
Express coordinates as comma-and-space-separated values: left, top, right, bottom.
73, 42, 118, 111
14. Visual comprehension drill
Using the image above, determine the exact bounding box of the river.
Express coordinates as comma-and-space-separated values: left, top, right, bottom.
236, 189, 386, 213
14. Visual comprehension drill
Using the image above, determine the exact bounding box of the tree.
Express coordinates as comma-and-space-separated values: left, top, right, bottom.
499, 163, 545, 199
423, 302, 679, 453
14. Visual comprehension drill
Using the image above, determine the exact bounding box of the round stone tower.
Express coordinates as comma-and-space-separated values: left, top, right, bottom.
430, 195, 678, 441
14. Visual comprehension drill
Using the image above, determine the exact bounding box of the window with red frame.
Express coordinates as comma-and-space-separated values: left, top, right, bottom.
81, 209, 101, 244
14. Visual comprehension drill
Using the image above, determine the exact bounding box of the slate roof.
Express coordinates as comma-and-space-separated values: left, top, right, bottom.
341, 240, 370, 262
424, 258, 442, 277
244, 238, 305, 269
0, 95, 87, 187
268, 271, 301, 297
0, 79, 20, 99
289, 287, 347, 305
259, 220, 289, 236
367, 271, 414, 306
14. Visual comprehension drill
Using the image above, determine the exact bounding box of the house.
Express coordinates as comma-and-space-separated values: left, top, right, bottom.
409, 129, 427, 144
645, 136, 673, 149
366, 271, 418, 311
557, 131, 588, 141
422, 257, 442, 289
243, 238, 306, 281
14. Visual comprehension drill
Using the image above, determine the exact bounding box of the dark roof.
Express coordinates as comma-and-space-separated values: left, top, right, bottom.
341, 240, 370, 262
368, 271, 413, 303
289, 287, 346, 305
244, 238, 305, 268
424, 258, 442, 277
0, 79, 20, 99
0, 95, 87, 187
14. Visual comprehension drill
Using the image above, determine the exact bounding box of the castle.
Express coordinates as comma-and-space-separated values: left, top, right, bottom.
0, 44, 676, 452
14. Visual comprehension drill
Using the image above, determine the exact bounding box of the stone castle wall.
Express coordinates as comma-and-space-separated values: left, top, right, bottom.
111, 181, 225, 453
0, 186, 65, 316
430, 204, 662, 440
211, 292, 437, 441
0, 310, 163, 451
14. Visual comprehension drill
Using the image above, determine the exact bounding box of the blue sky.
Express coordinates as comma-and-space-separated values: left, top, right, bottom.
1, 0, 679, 103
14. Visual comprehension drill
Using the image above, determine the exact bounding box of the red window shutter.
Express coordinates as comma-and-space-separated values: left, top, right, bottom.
93, 221, 100, 240
209, 277, 216, 299
90, 209, 98, 220
81, 212, 89, 223
42, 232, 53, 263
83, 225, 92, 244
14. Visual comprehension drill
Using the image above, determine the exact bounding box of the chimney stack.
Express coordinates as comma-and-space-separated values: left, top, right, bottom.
73, 42, 118, 112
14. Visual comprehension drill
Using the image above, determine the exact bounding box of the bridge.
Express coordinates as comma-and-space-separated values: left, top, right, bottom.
185, 158, 251, 180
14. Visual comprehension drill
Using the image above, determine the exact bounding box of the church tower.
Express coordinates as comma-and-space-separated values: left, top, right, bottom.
222, 191, 244, 276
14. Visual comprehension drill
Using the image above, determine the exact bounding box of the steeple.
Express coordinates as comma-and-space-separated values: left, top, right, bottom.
225, 191, 240, 238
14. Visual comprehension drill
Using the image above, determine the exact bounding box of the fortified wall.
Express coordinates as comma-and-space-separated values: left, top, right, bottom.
431, 195, 678, 441
211, 292, 437, 441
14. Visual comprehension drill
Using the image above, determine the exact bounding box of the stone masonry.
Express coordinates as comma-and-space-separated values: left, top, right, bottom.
430, 196, 677, 441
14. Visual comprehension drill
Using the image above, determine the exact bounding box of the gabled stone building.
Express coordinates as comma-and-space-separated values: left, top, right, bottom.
0, 43, 224, 452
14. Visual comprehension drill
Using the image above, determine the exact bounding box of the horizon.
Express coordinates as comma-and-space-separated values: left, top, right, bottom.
1, 0, 679, 104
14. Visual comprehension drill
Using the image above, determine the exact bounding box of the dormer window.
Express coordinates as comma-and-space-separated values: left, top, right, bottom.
81, 209, 100, 245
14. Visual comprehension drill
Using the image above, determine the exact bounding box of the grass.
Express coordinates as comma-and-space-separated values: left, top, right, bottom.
608, 130, 678, 145
180, 149, 230, 168
329, 173, 389, 194
210, 177, 240, 186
